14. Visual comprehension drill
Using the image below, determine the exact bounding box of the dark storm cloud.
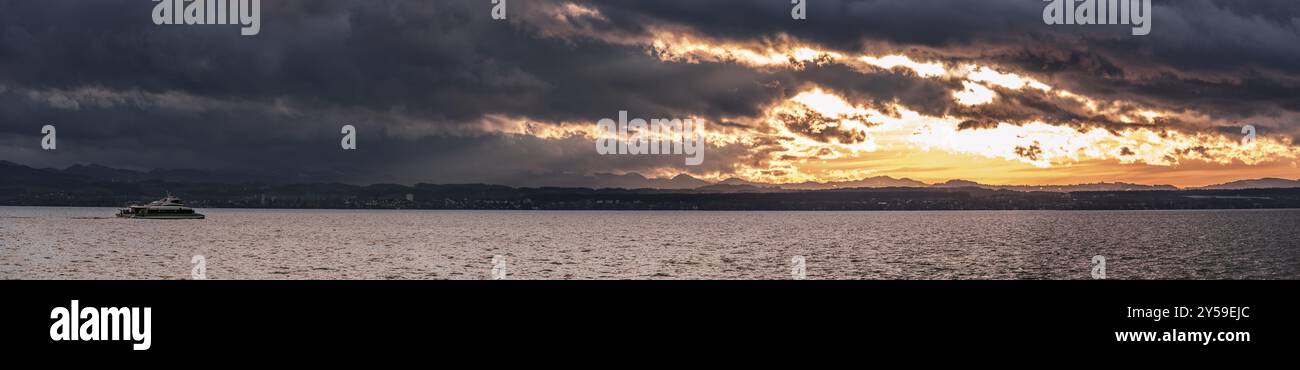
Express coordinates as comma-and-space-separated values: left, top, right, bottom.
792, 64, 958, 118
775, 109, 868, 144
0, 0, 793, 181
1, 0, 1297, 184
953, 85, 1136, 132
0, 1, 772, 122
592, 0, 1300, 128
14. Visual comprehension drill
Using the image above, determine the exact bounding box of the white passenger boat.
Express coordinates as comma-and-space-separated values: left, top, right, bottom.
116, 194, 206, 220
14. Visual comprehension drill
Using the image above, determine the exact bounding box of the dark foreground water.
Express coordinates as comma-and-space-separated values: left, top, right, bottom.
1, 207, 1297, 279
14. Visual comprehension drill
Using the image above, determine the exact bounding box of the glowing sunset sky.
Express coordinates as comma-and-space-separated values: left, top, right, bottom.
1, 0, 1298, 188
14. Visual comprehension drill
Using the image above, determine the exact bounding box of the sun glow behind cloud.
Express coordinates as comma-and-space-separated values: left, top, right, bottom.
713, 88, 1300, 186
859, 55, 948, 78
630, 30, 1299, 184
498, 11, 1300, 186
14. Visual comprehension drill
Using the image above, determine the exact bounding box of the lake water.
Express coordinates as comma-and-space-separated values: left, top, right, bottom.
1, 207, 1297, 279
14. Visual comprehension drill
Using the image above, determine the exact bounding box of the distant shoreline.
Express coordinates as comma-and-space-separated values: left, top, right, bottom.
7, 159, 1300, 212
5, 205, 1300, 213
6, 186, 1300, 211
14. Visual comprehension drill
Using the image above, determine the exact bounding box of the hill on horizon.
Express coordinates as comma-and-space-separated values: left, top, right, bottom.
3, 160, 1297, 192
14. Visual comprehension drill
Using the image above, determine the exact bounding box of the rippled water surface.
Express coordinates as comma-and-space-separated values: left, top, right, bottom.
2, 207, 1297, 279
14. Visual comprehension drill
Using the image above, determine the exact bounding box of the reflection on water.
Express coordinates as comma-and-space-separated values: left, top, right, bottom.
1, 207, 1297, 280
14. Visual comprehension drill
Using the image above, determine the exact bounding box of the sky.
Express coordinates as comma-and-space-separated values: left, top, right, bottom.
1, 0, 1299, 188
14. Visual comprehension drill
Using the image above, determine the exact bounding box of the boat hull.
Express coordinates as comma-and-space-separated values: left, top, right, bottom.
116, 195, 206, 219
115, 213, 205, 220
